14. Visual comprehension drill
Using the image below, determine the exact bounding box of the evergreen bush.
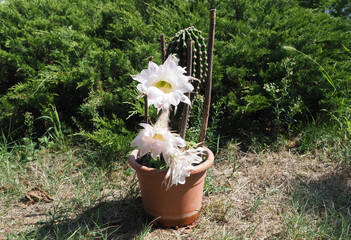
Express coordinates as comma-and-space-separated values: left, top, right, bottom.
1, 0, 350, 155
213, 0, 351, 141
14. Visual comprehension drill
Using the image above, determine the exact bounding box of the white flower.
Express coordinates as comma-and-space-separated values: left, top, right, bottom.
164, 147, 205, 189
131, 54, 195, 111
131, 123, 186, 162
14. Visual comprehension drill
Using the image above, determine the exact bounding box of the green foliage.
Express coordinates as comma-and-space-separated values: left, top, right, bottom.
79, 115, 135, 161
213, 0, 351, 141
0, 0, 161, 157
1, 0, 351, 157
297, 0, 351, 19
297, 46, 351, 163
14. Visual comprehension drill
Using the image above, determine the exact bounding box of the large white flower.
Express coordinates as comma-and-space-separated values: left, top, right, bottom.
131, 54, 195, 111
131, 123, 186, 162
164, 147, 205, 189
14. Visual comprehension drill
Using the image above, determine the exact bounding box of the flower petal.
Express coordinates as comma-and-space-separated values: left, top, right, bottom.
131, 54, 195, 111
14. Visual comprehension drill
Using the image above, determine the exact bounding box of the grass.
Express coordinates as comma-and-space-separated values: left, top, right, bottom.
1, 132, 351, 239
0, 134, 144, 239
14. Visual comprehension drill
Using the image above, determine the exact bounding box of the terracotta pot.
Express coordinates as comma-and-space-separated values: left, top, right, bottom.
128, 147, 214, 228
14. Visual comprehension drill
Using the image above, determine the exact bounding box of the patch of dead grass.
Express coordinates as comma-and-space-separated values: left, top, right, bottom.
147, 147, 351, 239
1, 145, 350, 239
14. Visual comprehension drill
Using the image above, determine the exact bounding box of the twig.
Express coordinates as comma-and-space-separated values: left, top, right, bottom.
144, 96, 149, 124
180, 39, 193, 139
160, 34, 166, 63
199, 9, 216, 146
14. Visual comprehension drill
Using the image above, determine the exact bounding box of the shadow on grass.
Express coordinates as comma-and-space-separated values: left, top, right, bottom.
278, 166, 351, 238
27, 196, 148, 239
294, 166, 351, 212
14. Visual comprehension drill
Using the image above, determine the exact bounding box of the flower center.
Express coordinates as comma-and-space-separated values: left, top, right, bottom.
152, 133, 165, 141
154, 80, 173, 93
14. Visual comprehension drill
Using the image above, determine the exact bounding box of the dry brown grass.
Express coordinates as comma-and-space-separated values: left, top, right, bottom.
147, 144, 351, 239
1, 144, 350, 239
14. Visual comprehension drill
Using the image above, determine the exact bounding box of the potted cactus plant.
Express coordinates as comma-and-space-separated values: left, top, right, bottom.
128, 9, 216, 228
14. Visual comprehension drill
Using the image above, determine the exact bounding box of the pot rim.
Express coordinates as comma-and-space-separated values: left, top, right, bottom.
128, 146, 214, 176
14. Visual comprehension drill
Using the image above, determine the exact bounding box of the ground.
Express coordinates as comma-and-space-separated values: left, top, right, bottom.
1, 144, 351, 239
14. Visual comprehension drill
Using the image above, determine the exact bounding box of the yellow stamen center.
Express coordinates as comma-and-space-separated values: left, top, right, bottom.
152, 133, 165, 141
154, 80, 173, 93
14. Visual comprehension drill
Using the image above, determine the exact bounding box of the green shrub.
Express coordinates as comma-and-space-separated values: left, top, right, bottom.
213, 0, 351, 140
0, 0, 211, 156
1, 0, 350, 155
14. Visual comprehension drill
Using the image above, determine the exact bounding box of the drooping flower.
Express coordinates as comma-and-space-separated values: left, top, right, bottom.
131, 122, 186, 163
131, 54, 195, 111
164, 147, 205, 189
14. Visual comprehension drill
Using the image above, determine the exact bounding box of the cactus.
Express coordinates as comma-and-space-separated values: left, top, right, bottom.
165, 26, 208, 133
166, 26, 208, 90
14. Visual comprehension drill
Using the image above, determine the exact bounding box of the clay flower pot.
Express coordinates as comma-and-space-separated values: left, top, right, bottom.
128, 146, 214, 227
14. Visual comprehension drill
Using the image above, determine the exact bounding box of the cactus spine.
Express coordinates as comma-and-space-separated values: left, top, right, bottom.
165, 26, 208, 133
166, 26, 208, 89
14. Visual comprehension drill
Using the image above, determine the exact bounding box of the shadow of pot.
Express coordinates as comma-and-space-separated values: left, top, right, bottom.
128, 147, 214, 228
